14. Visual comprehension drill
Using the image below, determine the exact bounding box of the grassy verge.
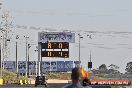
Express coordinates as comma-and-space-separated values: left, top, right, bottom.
0, 69, 28, 83
46, 72, 71, 80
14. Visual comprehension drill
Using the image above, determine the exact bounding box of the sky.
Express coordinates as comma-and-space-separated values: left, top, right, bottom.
1, 0, 132, 73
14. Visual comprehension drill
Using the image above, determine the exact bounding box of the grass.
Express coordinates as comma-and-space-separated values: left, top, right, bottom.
0, 69, 28, 83
47, 72, 71, 80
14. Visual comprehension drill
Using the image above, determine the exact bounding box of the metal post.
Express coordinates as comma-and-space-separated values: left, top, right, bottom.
16, 41, 19, 79
40, 44, 43, 76
0, 43, 2, 77
2, 33, 4, 70
78, 33, 83, 67
27, 44, 30, 77
16, 35, 19, 81
50, 58, 51, 74
40, 53, 42, 76
0, 42, 2, 68
38, 43, 41, 76
90, 50, 91, 62
24, 36, 29, 77
89, 50, 91, 71
79, 34, 80, 67
34, 46, 38, 76
27, 44, 31, 77
0, 34, 3, 77
26, 38, 27, 77
16, 38, 18, 80
36, 61, 37, 76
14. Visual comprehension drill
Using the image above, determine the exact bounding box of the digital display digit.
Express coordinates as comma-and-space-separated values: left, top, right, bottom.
41, 42, 69, 49
41, 51, 69, 58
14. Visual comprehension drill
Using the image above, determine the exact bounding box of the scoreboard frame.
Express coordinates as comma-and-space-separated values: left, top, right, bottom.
41, 42, 69, 58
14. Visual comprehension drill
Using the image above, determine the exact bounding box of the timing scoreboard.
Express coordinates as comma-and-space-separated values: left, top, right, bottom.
38, 32, 75, 58
41, 42, 69, 58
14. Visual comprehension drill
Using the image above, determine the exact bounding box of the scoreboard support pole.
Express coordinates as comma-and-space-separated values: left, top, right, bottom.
38, 43, 41, 76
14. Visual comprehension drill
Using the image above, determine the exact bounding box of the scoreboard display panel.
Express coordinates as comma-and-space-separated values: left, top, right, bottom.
41, 42, 69, 58
41, 51, 69, 57
41, 42, 69, 49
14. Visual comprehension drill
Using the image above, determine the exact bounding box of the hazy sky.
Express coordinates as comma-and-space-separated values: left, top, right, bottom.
1, 0, 132, 73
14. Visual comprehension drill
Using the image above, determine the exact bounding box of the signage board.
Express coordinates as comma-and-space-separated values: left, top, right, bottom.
28, 61, 36, 73
4, 61, 15, 72
91, 80, 131, 85
42, 61, 50, 72
64, 61, 73, 72
51, 62, 57, 71
4, 61, 74, 73
57, 61, 65, 72
38, 32, 75, 43
18, 61, 26, 73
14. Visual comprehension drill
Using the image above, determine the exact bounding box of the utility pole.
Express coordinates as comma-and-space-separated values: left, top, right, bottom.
90, 50, 91, 62
16, 35, 19, 81
87, 34, 92, 71
24, 36, 29, 77
0, 0, 2, 10
34, 46, 38, 76
78, 33, 83, 67
2, 32, 4, 70
89, 50, 92, 71
27, 44, 31, 77
0, 40, 2, 77
0, 31, 3, 77
0, 0, 1, 64
0, 1, 3, 77
38, 42, 41, 76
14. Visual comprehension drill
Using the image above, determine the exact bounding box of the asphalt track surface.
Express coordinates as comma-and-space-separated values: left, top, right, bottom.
0, 84, 131, 88
0, 83, 66, 88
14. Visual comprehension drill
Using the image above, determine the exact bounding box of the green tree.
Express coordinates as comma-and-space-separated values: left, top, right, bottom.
108, 64, 119, 70
99, 64, 108, 73
108, 64, 120, 74
99, 64, 107, 70
125, 62, 132, 73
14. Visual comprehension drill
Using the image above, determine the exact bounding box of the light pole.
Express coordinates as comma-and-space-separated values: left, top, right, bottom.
27, 44, 31, 77
0, 2, 2, 7
16, 35, 19, 81
0, 36, 2, 77
34, 46, 38, 76
0, 29, 3, 77
38, 42, 41, 76
24, 36, 29, 77
0, 30, 4, 77
78, 33, 83, 67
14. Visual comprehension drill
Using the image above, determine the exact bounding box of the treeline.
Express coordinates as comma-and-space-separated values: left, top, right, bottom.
92, 62, 132, 79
